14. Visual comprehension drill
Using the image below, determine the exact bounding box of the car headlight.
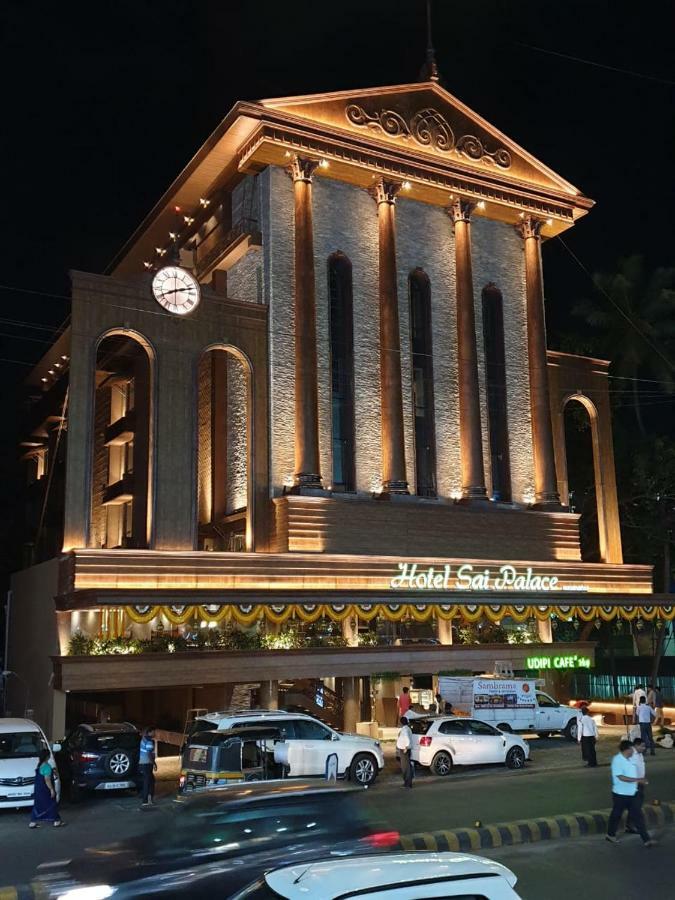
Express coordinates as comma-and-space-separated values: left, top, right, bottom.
57, 887, 116, 900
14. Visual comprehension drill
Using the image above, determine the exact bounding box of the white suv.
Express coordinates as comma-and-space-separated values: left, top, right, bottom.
194, 710, 384, 786
411, 716, 530, 775
0, 718, 61, 808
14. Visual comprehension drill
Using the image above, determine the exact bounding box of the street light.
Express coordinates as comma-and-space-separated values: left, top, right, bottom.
2, 670, 31, 718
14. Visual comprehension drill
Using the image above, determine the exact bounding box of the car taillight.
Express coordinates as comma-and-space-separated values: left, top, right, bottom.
75, 752, 98, 763
419, 736, 432, 746
362, 831, 400, 849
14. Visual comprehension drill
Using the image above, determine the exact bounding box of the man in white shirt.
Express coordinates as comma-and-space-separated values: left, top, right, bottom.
626, 738, 647, 835
606, 739, 655, 846
396, 716, 414, 789
632, 684, 646, 723
636, 696, 656, 756
577, 707, 599, 767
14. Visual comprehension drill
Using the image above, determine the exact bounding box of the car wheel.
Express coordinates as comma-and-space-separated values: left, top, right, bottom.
350, 753, 377, 786
564, 719, 578, 742
506, 746, 526, 769
431, 751, 453, 776
106, 751, 132, 777
496, 723, 512, 733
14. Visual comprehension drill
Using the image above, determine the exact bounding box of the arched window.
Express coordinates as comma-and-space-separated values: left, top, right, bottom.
328, 252, 355, 492
409, 269, 437, 497
92, 333, 152, 549
481, 285, 511, 501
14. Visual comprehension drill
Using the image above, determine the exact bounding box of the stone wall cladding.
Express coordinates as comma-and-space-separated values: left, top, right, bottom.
471, 216, 534, 503
196, 355, 211, 524
265, 165, 296, 491
396, 197, 459, 497
91, 386, 111, 547
312, 178, 381, 493
226, 174, 263, 304
226, 354, 248, 513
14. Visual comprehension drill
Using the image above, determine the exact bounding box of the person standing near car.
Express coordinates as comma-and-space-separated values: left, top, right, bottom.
139, 726, 157, 808
398, 686, 411, 720
637, 697, 656, 756
29, 749, 64, 829
605, 739, 655, 846
396, 717, 414, 789
578, 707, 599, 767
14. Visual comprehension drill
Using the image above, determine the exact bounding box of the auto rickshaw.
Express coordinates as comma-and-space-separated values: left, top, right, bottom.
179, 726, 283, 793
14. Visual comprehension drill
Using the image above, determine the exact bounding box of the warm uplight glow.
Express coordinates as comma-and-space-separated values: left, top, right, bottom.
319, 159, 329, 169
41, 377, 48, 383
48, 369, 55, 375
199, 198, 210, 208
174, 206, 181, 213
402, 180, 412, 190
476, 200, 486, 210
169, 232, 177, 240
156, 248, 166, 256
61, 355, 68, 360
144, 261, 153, 270
450, 490, 463, 501
546, 218, 553, 226
183, 216, 194, 225
518, 212, 525, 219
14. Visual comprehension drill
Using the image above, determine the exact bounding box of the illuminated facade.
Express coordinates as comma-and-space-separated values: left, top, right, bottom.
10, 79, 668, 738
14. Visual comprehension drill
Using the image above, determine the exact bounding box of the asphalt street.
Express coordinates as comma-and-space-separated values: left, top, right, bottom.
1, 735, 673, 890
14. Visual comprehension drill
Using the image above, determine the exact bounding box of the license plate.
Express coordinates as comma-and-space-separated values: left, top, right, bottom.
103, 781, 130, 789
14, 791, 32, 798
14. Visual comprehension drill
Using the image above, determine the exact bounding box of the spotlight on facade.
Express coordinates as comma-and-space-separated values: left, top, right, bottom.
402, 181, 412, 190
319, 159, 329, 169
199, 198, 210, 208
476, 200, 486, 210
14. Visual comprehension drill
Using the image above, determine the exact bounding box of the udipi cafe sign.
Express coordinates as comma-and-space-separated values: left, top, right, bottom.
525, 654, 593, 670
390, 562, 588, 593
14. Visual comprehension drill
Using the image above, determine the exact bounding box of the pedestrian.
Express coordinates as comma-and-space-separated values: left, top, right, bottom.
605, 739, 655, 846
139, 726, 158, 808
578, 707, 599, 767
646, 684, 656, 710
632, 684, 646, 724
29, 749, 64, 828
396, 716, 414, 789
433, 693, 443, 716
626, 738, 647, 835
397, 686, 411, 720
653, 685, 665, 726
636, 697, 656, 756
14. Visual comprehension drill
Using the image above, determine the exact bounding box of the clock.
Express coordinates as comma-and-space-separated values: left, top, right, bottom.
151, 266, 201, 315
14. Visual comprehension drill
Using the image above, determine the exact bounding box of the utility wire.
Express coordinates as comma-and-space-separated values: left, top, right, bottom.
517, 42, 675, 87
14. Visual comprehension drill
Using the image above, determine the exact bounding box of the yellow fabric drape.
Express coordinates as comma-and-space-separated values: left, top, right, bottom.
124, 602, 675, 626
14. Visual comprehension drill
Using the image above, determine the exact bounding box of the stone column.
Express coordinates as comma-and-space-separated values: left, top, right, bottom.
289, 156, 322, 489
436, 617, 453, 645
516, 216, 559, 506
259, 680, 279, 710
372, 178, 408, 494
447, 199, 487, 499
342, 616, 359, 647
537, 618, 553, 643
341, 677, 359, 733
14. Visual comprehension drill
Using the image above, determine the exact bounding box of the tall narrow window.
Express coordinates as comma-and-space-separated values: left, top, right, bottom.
409, 269, 437, 497
328, 252, 355, 491
482, 285, 512, 501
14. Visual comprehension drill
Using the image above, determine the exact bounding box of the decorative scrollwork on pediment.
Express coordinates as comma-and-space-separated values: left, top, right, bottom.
345, 103, 511, 169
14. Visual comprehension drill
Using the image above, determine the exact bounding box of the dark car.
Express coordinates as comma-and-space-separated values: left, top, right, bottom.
55, 723, 142, 800
36, 781, 399, 898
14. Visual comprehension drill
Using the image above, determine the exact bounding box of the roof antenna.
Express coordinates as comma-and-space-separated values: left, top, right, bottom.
420, 0, 440, 82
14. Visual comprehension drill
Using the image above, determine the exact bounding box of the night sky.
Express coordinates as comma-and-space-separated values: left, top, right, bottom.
0, 1, 673, 522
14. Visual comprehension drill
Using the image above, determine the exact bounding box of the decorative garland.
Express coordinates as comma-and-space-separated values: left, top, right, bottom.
124, 602, 675, 626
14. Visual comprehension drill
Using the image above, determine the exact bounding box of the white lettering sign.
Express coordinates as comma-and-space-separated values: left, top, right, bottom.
389, 562, 585, 592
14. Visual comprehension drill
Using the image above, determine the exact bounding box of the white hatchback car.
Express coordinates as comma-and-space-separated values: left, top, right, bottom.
411, 716, 530, 775
232, 852, 522, 899
194, 710, 385, 786
0, 718, 61, 808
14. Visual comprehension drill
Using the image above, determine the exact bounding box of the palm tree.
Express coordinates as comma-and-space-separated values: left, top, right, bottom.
572, 256, 675, 435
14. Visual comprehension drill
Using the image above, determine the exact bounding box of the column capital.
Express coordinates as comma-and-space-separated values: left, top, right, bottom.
446, 197, 475, 225
287, 155, 320, 184
515, 214, 544, 241
369, 177, 401, 206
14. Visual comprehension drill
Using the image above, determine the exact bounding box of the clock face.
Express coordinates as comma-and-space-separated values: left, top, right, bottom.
151, 266, 201, 315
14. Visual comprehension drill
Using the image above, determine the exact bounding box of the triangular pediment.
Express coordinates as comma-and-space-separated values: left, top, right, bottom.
261, 82, 581, 197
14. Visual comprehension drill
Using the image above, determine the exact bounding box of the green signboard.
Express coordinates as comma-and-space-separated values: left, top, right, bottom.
525, 654, 592, 671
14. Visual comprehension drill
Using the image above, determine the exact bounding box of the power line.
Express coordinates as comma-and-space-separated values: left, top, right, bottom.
517, 42, 675, 87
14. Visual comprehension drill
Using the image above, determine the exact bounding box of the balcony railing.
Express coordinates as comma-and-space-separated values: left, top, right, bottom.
102, 473, 134, 505
104, 410, 135, 446
194, 217, 262, 280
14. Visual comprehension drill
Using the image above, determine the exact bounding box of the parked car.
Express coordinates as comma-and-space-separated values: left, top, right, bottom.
35, 781, 399, 899
55, 722, 142, 799
231, 851, 522, 899
193, 710, 384, 786
0, 718, 61, 809
410, 716, 530, 774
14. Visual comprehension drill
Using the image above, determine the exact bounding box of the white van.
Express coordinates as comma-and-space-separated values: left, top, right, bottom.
438, 676, 578, 740
0, 718, 61, 808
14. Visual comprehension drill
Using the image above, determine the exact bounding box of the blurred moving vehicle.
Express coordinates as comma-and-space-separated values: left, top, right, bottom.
186, 710, 384, 786
179, 726, 283, 792
55, 723, 142, 800
0, 718, 61, 809
35, 781, 399, 899
231, 852, 522, 899
410, 717, 530, 774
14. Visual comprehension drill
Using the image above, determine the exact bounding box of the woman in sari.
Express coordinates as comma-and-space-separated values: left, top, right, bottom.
29, 749, 64, 828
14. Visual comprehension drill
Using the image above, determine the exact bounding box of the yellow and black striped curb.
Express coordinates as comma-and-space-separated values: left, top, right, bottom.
399, 800, 675, 851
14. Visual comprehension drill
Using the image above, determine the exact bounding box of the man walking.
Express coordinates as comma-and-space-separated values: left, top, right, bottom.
653, 685, 665, 726
632, 684, 646, 724
605, 739, 655, 846
578, 707, 599, 767
626, 738, 647, 835
139, 726, 157, 808
396, 716, 414, 789
637, 696, 656, 756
